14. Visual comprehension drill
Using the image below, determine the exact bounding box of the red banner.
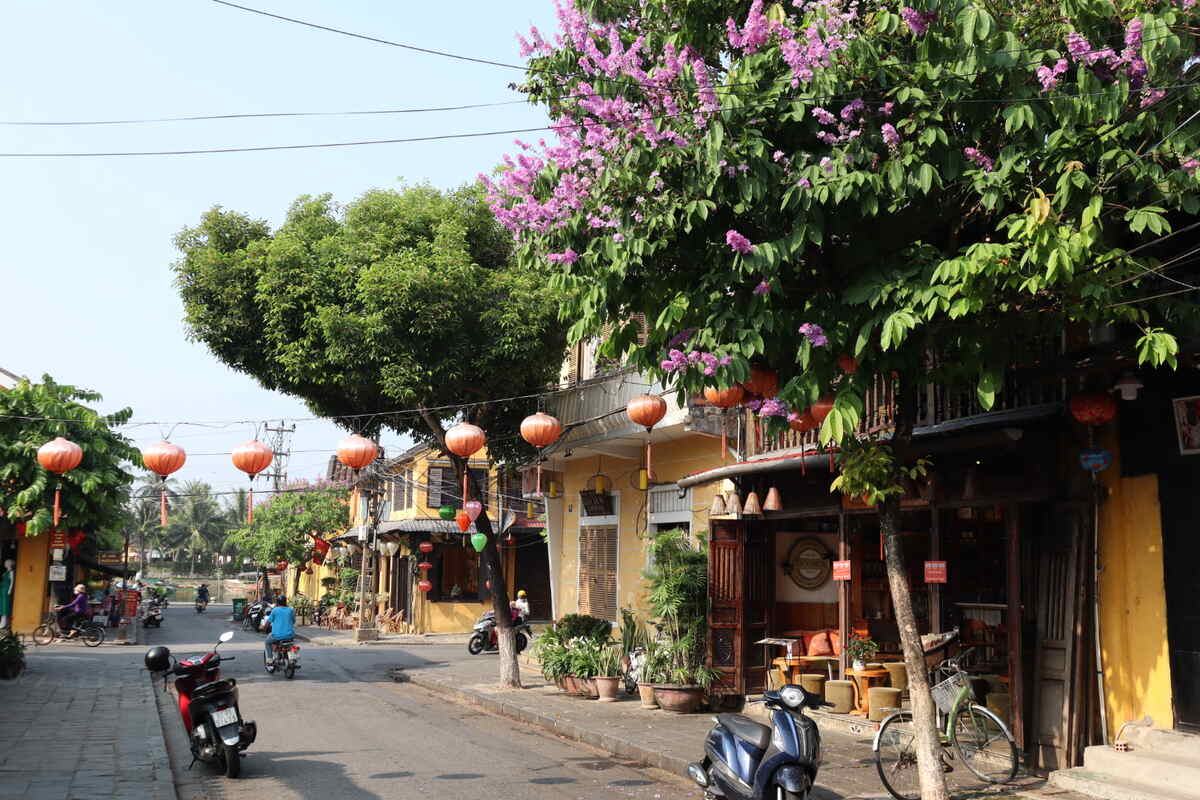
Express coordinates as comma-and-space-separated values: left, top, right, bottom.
49, 530, 66, 549
832, 560, 852, 581
924, 560, 947, 583
118, 589, 141, 618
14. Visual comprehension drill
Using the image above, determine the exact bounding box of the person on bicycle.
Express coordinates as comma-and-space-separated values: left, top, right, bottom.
56, 584, 89, 637
263, 595, 295, 672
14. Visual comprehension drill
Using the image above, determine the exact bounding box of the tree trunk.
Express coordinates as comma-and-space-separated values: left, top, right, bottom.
292, 562, 302, 598
884, 377, 949, 800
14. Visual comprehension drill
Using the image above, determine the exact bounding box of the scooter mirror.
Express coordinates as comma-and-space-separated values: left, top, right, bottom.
218, 631, 235, 643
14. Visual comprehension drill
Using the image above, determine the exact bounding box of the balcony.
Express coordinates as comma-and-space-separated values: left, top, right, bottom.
544, 369, 684, 454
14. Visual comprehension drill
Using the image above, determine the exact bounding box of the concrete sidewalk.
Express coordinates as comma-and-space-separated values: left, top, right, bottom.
398, 653, 1087, 800
293, 623, 470, 647
0, 642, 175, 800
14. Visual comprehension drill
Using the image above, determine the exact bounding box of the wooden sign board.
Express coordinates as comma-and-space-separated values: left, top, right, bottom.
924, 560, 948, 583
832, 560, 852, 581
579, 490, 614, 518
49, 531, 67, 549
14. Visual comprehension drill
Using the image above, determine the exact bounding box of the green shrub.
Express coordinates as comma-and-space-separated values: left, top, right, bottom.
555, 613, 612, 642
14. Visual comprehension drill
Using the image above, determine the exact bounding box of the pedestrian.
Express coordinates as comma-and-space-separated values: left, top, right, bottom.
263, 595, 296, 672
55, 584, 89, 638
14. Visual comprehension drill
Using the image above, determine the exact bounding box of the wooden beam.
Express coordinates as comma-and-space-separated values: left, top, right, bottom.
838, 510, 849, 678
1007, 504, 1026, 753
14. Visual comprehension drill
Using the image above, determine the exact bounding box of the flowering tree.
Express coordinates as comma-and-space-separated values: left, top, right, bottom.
487, 0, 1200, 793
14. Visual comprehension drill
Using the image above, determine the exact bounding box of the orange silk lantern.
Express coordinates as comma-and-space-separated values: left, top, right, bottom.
336, 434, 378, 471
37, 437, 83, 528
520, 412, 562, 497
418, 541, 434, 554
789, 410, 819, 433
627, 394, 668, 480
1069, 392, 1118, 426
445, 423, 486, 501
418, 580, 433, 593
703, 386, 745, 461
810, 395, 835, 424
231, 440, 273, 524
837, 354, 859, 374
142, 441, 186, 527
744, 365, 779, 398
456, 509, 471, 533
418, 561, 433, 571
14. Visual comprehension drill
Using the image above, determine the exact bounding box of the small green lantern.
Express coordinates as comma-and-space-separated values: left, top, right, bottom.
438, 505, 455, 520
471, 532, 487, 553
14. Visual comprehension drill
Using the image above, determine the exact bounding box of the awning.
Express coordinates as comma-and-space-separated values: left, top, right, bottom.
75, 553, 136, 578
331, 518, 480, 541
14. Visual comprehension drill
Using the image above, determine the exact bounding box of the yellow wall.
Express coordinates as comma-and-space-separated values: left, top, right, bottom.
1098, 428, 1174, 737
385, 447, 494, 523
556, 434, 723, 620
13, 532, 50, 634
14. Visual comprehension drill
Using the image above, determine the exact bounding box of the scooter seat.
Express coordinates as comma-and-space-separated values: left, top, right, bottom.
718, 713, 771, 750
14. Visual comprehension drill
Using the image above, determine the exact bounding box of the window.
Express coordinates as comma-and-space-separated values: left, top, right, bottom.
388, 468, 415, 511
578, 526, 618, 620
429, 542, 479, 602
426, 465, 488, 509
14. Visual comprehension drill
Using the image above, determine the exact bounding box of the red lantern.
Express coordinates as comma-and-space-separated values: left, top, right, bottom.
703, 385, 745, 461
789, 410, 819, 433
744, 365, 779, 398
336, 434, 378, 471
1070, 392, 1118, 426
837, 354, 859, 374
627, 394, 668, 480
445, 423, 486, 501
67, 530, 87, 552
418, 580, 433, 593
142, 441, 186, 527
456, 510, 471, 533
37, 437, 83, 528
418, 541, 434, 553
810, 395, 835, 424
310, 537, 330, 565
418, 561, 433, 571
521, 412, 562, 496
232, 440, 273, 524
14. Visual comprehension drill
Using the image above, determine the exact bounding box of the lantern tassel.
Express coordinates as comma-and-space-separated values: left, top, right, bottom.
248, 486, 254, 524
721, 429, 728, 463
536, 455, 543, 497
160, 489, 168, 528
52, 485, 62, 528
463, 471, 469, 503
645, 435, 654, 482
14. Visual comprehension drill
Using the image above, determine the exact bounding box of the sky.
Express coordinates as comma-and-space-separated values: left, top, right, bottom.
0, 0, 559, 497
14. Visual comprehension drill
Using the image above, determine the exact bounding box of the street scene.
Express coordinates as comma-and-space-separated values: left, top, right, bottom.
4, 1, 1200, 800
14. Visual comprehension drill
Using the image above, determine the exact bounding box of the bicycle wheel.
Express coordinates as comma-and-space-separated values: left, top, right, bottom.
952, 704, 1018, 785
875, 712, 921, 800
81, 625, 105, 647
32, 624, 56, 646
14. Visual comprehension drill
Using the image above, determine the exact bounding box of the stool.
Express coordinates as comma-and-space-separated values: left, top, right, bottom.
970, 677, 991, 704
866, 662, 884, 671
980, 674, 1006, 695
986, 692, 1011, 725
868, 687, 902, 722
799, 673, 826, 700
825, 680, 854, 714
883, 662, 908, 693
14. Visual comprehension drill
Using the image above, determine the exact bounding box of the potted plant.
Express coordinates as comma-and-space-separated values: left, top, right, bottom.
637, 638, 663, 709
0, 633, 25, 680
644, 528, 714, 713
594, 645, 623, 702
846, 634, 879, 671
567, 638, 602, 697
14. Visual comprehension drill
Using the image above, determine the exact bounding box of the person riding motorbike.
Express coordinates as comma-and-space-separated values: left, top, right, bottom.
55, 584, 89, 638
197, 584, 210, 604
263, 595, 295, 673
510, 589, 530, 621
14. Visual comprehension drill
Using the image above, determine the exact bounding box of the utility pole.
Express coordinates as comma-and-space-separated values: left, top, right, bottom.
262, 421, 296, 493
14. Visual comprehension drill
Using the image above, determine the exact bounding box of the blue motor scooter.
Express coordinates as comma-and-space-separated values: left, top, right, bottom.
687, 684, 826, 800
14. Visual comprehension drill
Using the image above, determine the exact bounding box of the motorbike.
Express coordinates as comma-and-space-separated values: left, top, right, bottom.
467, 610, 531, 655
195, 596, 208, 614
687, 684, 827, 800
241, 599, 270, 633
265, 637, 300, 679
145, 632, 257, 779
143, 598, 165, 628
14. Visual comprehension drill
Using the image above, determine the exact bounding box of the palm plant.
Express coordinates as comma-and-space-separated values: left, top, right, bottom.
643, 528, 717, 688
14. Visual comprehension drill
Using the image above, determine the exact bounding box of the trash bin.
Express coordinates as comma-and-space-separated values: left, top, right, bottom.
232, 598, 248, 621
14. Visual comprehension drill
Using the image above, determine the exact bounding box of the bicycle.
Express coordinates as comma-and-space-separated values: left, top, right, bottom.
873, 647, 1017, 800
32, 613, 105, 647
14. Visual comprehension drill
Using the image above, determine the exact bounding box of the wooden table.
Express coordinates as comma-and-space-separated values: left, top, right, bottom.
847, 668, 891, 716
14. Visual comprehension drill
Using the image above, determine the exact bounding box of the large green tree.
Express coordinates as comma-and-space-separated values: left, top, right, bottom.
0, 376, 140, 538
174, 183, 566, 687
486, 0, 1200, 793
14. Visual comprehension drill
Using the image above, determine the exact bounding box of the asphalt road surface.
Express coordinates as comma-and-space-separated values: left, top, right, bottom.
153, 606, 697, 800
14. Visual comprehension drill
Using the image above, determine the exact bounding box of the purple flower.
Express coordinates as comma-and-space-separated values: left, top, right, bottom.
746, 398, 763, 412
1182, 157, 1200, 176
900, 7, 936, 35
1036, 58, 1068, 92
798, 322, 828, 348
963, 147, 995, 172
718, 355, 733, 366
840, 99, 865, 121
754, 280, 771, 296
612, 233, 625, 242
881, 123, 900, 149
726, 229, 755, 254
880, 102, 895, 117
820, 157, 833, 174
812, 107, 837, 126
1125, 17, 1144, 49
1141, 88, 1167, 108
547, 248, 578, 265
759, 398, 789, 418
668, 328, 696, 347
688, 350, 703, 363
797, 178, 812, 188
773, 150, 786, 162
1066, 32, 1092, 61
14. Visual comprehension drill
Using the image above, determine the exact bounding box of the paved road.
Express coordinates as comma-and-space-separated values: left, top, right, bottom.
156, 607, 696, 800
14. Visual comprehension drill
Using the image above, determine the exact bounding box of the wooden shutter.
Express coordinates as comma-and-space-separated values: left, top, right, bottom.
405, 469, 414, 509
426, 467, 443, 508
578, 526, 618, 620
631, 313, 648, 346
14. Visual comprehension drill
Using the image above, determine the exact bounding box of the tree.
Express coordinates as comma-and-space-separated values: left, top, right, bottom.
484, 1, 1200, 794
165, 481, 227, 575
0, 375, 140, 538
174, 183, 567, 688
224, 482, 348, 595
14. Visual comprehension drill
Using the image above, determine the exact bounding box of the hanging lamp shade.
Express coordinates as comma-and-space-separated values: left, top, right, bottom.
1069, 392, 1118, 426
142, 441, 186, 528
418, 541, 434, 553
418, 561, 433, 571
456, 510, 471, 533
418, 580, 433, 593
464, 500, 483, 522
37, 437, 83, 528
521, 412, 562, 496
743, 491, 763, 515
336, 434, 377, 471
810, 395, 835, 424
470, 532, 487, 552
709, 493, 727, 516
231, 440, 273, 524
438, 505, 456, 521
627, 394, 668, 480
763, 487, 783, 512
837, 354, 859, 374
703, 385, 745, 409
744, 365, 779, 398
445, 423, 486, 458
789, 410, 819, 433
726, 492, 743, 515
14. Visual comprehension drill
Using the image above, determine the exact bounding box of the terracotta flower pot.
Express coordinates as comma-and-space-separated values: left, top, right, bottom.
595, 675, 622, 702
653, 685, 704, 714
637, 681, 659, 709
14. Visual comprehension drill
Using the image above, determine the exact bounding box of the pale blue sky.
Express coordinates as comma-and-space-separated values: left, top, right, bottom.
0, 1, 558, 492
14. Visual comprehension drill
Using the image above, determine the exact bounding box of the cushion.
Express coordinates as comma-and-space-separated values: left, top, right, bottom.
807, 631, 834, 656
830, 631, 841, 656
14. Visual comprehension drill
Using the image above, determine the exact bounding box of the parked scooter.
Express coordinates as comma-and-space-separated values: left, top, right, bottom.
145, 632, 257, 778
467, 610, 531, 655
687, 684, 827, 800
241, 599, 270, 633
143, 598, 165, 628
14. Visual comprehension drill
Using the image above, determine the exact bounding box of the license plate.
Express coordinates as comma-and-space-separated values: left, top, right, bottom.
210, 708, 238, 727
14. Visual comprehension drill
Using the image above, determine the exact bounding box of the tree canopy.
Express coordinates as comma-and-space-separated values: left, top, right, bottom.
0, 375, 139, 537
224, 482, 347, 570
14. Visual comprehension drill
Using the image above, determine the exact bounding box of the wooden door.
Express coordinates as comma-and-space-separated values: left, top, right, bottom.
707, 521, 773, 695
1030, 507, 1083, 771
390, 556, 409, 622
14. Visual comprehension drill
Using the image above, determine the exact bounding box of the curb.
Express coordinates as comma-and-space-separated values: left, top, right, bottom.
404, 673, 692, 776
145, 669, 183, 800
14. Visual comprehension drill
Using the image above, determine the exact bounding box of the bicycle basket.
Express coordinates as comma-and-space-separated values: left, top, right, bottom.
930, 672, 969, 714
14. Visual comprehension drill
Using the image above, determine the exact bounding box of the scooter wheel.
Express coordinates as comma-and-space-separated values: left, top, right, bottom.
285, 663, 296, 679
515, 632, 528, 653
467, 634, 486, 655
221, 740, 241, 778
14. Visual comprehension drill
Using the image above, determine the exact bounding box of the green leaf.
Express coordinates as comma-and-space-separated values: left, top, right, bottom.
916, 163, 934, 195
958, 6, 979, 44
976, 369, 1002, 410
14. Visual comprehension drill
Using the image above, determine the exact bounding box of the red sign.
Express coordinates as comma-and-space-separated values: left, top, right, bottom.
924, 561, 947, 583
832, 560, 852, 581
49, 530, 66, 549
118, 589, 141, 618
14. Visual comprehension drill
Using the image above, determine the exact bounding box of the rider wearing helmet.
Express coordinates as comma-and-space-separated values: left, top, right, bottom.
510, 589, 530, 620
196, 584, 210, 604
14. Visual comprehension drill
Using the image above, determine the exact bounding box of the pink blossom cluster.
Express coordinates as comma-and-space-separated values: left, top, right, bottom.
725, 0, 858, 87
660, 348, 732, 376
726, 0, 771, 53
1182, 157, 1200, 176
1064, 19, 1148, 90
754, 280, 772, 296
900, 7, 937, 35
881, 123, 900, 149
758, 398, 789, 418
798, 322, 829, 347
963, 147, 995, 172
1036, 59, 1068, 92
726, 230, 755, 254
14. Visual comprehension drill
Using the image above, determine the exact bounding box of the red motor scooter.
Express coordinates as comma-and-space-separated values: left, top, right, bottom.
145, 631, 257, 778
